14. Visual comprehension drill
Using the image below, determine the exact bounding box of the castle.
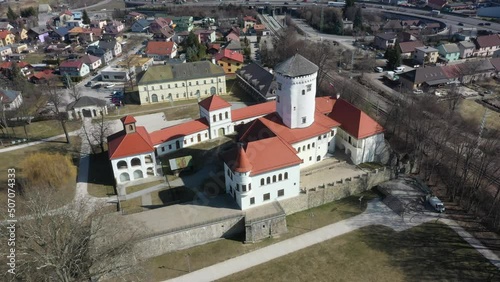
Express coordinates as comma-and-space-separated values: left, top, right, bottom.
107, 54, 385, 210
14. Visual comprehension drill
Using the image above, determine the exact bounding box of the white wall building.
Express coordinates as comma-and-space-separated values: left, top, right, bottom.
101, 66, 130, 82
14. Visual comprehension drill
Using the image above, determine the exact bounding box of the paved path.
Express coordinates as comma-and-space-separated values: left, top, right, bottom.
166, 199, 500, 282
0, 130, 80, 154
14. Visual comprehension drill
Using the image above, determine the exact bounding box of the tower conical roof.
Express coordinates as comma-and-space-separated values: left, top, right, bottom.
274, 54, 319, 77
233, 144, 252, 173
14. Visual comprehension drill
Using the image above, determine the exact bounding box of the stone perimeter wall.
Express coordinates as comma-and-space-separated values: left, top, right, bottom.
279, 167, 392, 215
134, 215, 244, 259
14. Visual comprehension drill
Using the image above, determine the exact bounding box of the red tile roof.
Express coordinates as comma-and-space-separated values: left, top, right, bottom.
231, 101, 276, 122
215, 49, 244, 63
226, 33, 240, 42
243, 16, 257, 22
121, 115, 136, 124
0, 30, 12, 39
222, 137, 302, 176
198, 95, 231, 111
233, 145, 253, 172
241, 112, 332, 145
0, 61, 30, 69
475, 34, 500, 49
32, 70, 55, 80
149, 118, 209, 145
315, 96, 337, 114
328, 99, 384, 139
145, 41, 176, 56
59, 60, 84, 69
107, 126, 154, 159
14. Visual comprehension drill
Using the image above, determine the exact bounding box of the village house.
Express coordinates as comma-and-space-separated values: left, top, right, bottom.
59, 60, 90, 79
66, 20, 84, 29
137, 61, 226, 104
473, 34, 500, 57
0, 22, 14, 31
243, 16, 257, 29
214, 48, 244, 74
414, 46, 439, 65
80, 54, 102, 71
53, 10, 74, 27
437, 43, 460, 62
131, 19, 150, 33
49, 27, 70, 42
145, 41, 178, 61
0, 88, 23, 111
67, 96, 108, 120
398, 41, 425, 59
458, 40, 475, 59
30, 70, 55, 84
116, 55, 153, 75
152, 27, 175, 42
374, 32, 397, 50
27, 27, 49, 43
101, 66, 130, 82
126, 11, 146, 22
0, 46, 13, 59
10, 27, 28, 42
0, 30, 15, 46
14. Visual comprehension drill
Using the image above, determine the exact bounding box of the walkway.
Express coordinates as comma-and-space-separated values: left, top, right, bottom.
0, 129, 80, 154
166, 199, 500, 282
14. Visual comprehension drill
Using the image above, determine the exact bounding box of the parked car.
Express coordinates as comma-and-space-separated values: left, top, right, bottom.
458, 22, 464, 26
84, 81, 92, 87
394, 66, 405, 73
413, 89, 423, 95
485, 23, 491, 26
105, 83, 116, 89
478, 23, 485, 26
374, 67, 383, 73
91, 84, 102, 89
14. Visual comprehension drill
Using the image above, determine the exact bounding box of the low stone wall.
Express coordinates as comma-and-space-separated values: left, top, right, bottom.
280, 167, 391, 215
245, 202, 288, 243
133, 215, 244, 259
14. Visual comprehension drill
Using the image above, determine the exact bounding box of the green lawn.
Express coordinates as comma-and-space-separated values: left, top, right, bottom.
23, 53, 47, 65
119, 197, 143, 215
142, 191, 378, 280
220, 223, 500, 282
2, 119, 82, 142
459, 99, 500, 131
0, 136, 81, 216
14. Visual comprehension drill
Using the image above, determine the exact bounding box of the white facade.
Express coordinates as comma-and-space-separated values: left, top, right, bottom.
101, 66, 130, 82
139, 76, 226, 104
224, 163, 301, 210
155, 129, 210, 156
1, 93, 23, 111
275, 71, 317, 129
111, 152, 157, 184
68, 104, 108, 120
336, 129, 385, 164
292, 130, 336, 168
200, 106, 234, 138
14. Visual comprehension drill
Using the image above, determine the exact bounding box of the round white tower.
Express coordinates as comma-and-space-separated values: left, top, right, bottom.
274, 54, 319, 129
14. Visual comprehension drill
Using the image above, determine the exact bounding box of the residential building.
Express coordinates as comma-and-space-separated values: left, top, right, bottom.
67, 96, 108, 120
30, 70, 55, 84
0, 88, 23, 111
98, 39, 122, 57
105, 21, 125, 35
427, 0, 447, 10
126, 11, 147, 22
454, 29, 476, 41
27, 27, 49, 43
152, 27, 175, 42
173, 16, 194, 32
68, 27, 94, 43
108, 55, 385, 211
80, 54, 102, 71
0, 22, 14, 31
243, 16, 257, 29
413, 46, 439, 65
10, 43, 28, 54
116, 55, 153, 75
0, 30, 15, 46
374, 32, 397, 50
0, 46, 12, 59
137, 61, 226, 104
49, 27, 70, 42
226, 32, 240, 43
10, 28, 28, 42
437, 43, 460, 62
131, 19, 150, 33
59, 60, 90, 78
0, 61, 31, 77
224, 40, 242, 53
236, 63, 277, 101
145, 41, 177, 60
149, 17, 173, 33
399, 66, 449, 89
66, 20, 84, 29
86, 44, 114, 64
90, 19, 107, 29
253, 24, 270, 36
398, 41, 424, 59
101, 66, 130, 82
72, 11, 83, 21
214, 49, 244, 74
473, 34, 500, 57
53, 10, 74, 27
196, 29, 216, 43
382, 20, 403, 32
491, 58, 500, 76
458, 41, 475, 59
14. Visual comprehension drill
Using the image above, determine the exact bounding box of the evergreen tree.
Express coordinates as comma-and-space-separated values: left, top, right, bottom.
353, 8, 363, 30
343, 0, 356, 15
82, 10, 91, 25
7, 7, 18, 22
385, 46, 402, 70
20, 7, 37, 18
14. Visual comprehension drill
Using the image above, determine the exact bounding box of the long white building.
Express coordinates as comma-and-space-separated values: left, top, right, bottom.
108, 54, 385, 210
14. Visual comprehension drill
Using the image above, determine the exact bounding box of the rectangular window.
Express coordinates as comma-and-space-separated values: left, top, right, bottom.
236, 184, 240, 191
151, 86, 154, 90
302, 117, 306, 124
263, 193, 270, 201
306, 84, 312, 91
160, 85, 163, 89
161, 147, 165, 152
278, 189, 284, 197
242, 184, 246, 192
250, 197, 255, 205
277, 96, 280, 102
168, 144, 172, 149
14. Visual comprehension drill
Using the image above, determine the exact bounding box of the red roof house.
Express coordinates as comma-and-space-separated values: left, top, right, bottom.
145, 41, 178, 59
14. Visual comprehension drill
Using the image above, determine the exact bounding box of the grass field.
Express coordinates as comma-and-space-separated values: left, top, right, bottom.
143, 191, 378, 280
2, 119, 82, 142
23, 53, 47, 65
0, 136, 81, 215
459, 99, 500, 131
220, 223, 500, 282
126, 180, 165, 195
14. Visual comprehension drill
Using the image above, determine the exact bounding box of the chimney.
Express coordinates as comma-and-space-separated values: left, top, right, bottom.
336, 94, 340, 100
211, 57, 215, 65
269, 68, 273, 74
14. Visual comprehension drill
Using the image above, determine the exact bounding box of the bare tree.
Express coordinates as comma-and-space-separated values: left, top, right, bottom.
67, 82, 82, 102
43, 77, 71, 144
90, 114, 113, 153
2, 187, 149, 281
